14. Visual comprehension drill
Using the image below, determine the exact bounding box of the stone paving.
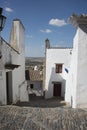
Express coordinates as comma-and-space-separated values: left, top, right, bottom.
0, 98, 87, 130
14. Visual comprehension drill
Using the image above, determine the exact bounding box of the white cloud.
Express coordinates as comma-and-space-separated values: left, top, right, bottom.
40, 29, 52, 33
5, 7, 13, 12
49, 18, 67, 27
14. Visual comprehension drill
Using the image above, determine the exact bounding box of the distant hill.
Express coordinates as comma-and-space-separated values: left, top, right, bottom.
25, 57, 45, 66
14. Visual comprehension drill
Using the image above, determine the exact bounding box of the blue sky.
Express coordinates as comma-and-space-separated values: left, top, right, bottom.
0, 0, 87, 57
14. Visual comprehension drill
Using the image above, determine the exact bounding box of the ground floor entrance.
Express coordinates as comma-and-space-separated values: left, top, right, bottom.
6, 71, 13, 105
53, 83, 61, 97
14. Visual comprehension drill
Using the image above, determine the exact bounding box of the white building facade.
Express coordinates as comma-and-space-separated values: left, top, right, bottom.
45, 14, 87, 108
0, 19, 28, 105
65, 14, 87, 108
45, 39, 72, 99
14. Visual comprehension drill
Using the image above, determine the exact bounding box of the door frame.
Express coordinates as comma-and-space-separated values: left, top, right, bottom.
6, 71, 13, 105
53, 82, 62, 97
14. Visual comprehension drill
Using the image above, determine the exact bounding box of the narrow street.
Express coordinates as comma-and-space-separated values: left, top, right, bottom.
0, 98, 87, 130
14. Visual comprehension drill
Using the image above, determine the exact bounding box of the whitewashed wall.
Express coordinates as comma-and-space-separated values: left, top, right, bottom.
65, 22, 87, 108
76, 25, 87, 108
0, 70, 6, 105
65, 31, 78, 108
28, 81, 42, 90
45, 48, 72, 98
0, 38, 18, 105
0, 19, 28, 105
27, 81, 43, 96
10, 20, 28, 103
19, 81, 28, 102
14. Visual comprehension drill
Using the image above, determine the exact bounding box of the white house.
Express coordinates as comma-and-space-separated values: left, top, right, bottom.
65, 14, 87, 108
0, 19, 28, 105
45, 14, 87, 108
45, 39, 72, 99
26, 68, 43, 97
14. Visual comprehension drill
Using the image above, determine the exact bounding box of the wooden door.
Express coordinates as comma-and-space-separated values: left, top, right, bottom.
53, 83, 61, 97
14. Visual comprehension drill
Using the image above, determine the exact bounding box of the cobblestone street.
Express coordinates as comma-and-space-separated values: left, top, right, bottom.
0, 98, 87, 130
0, 106, 87, 130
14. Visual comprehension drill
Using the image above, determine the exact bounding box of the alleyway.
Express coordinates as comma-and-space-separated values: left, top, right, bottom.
0, 98, 87, 130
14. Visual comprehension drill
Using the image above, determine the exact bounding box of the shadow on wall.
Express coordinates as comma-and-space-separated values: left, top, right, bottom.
80, 24, 87, 34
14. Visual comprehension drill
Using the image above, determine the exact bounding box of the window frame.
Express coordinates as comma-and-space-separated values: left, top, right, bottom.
55, 64, 63, 73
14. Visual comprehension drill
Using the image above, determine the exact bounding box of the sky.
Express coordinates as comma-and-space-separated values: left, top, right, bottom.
0, 0, 87, 57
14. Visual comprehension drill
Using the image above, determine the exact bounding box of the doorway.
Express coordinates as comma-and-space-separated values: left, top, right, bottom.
6, 71, 13, 105
53, 83, 61, 97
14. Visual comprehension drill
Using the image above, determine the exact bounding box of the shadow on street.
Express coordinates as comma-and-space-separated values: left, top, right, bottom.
15, 94, 67, 108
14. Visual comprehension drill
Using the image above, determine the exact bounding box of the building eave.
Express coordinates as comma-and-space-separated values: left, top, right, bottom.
5, 64, 20, 70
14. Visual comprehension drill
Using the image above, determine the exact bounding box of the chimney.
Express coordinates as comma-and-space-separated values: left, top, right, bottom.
9, 19, 25, 53
45, 38, 50, 49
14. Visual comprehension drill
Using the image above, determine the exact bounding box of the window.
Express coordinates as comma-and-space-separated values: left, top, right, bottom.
56, 64, 62, 73
25, 70, 30, 80
30, 84, 34, 89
